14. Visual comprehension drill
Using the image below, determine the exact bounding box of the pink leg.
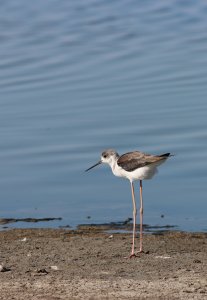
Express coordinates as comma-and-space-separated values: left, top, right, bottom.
139, 180, 144, 253
129, 181, 137, 258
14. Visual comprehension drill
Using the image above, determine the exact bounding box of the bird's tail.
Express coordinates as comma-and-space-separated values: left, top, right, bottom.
158, 153, 174, 158
159, 153, 170, 157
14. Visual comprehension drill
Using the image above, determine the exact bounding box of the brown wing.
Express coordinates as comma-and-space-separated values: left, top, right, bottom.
117, 151, 170, 172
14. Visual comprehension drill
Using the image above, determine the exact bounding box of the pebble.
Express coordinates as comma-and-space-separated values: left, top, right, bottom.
50, 265, 59, 270
20, 237, 27, 242
0, 265, 11, 272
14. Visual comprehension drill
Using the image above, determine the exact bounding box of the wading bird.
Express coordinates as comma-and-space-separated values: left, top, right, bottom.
85, 149, 171, 258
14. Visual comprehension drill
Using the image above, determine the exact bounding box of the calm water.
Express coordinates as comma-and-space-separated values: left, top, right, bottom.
0, 0, 207, 231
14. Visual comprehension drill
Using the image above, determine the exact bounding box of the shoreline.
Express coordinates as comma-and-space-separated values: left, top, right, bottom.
0, 228, 207, 299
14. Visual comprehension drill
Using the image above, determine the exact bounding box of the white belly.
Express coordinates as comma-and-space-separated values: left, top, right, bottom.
112, 160, 166, 182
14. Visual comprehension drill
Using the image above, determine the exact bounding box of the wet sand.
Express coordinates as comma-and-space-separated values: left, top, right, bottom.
0, 228, 206, 299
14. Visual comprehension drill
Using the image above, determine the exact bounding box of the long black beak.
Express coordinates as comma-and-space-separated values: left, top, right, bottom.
85, 161, 102, 172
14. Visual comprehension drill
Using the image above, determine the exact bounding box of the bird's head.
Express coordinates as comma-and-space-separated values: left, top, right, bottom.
101, 149, 119, 165
85, 149, 119, 172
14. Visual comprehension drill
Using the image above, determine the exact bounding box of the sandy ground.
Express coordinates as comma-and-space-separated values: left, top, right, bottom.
0, 228, 206, 299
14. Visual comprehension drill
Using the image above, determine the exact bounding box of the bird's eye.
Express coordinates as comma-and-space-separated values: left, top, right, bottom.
103, 154, 107, 158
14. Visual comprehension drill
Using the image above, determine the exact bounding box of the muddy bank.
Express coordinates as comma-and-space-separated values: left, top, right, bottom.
0, 217, 62, 225
0, 228, 206, 299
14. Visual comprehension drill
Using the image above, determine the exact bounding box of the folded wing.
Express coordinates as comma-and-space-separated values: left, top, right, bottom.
117, 151, 170, 172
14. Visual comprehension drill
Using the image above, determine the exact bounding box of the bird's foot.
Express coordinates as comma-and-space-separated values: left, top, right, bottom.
124, 250, 149, 259
137, 249, 144, 253
136, 250, 149, 255
124, 253, 137, 259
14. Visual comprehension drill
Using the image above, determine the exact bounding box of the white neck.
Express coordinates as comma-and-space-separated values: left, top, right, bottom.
108, 157, 118, 172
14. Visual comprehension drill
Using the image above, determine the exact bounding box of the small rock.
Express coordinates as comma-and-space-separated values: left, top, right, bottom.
0, 265, 11, 272
50, 266, 59, 271
108, 235, 113, 239
20, 237, 27, 242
